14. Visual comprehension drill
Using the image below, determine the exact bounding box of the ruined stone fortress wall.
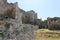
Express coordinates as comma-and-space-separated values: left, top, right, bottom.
22, 10, 37, 25
0, 0, 38, 40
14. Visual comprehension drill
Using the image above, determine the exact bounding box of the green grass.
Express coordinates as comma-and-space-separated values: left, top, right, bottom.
35, 29, 60, 40
35, 29, 53, 32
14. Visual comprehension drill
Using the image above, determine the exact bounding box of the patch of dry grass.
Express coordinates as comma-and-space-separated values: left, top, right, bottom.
35, 29, 60, 40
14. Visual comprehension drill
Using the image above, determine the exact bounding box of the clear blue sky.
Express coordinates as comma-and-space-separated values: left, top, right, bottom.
7, 0, 60, 20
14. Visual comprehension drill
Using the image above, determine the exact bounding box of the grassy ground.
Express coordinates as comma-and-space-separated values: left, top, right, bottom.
35, 29, 60, 40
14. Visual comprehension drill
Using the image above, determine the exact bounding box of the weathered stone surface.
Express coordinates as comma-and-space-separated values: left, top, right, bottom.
47, 17, 60, 30
0, 0, 38, 40
21, 24, 35, 40
22, 10, 37, 25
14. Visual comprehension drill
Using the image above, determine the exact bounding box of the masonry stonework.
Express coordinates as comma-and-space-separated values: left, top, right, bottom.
0, 0, 38, 40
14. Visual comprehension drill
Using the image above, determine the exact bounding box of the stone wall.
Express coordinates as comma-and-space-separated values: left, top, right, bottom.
27, 10, 37, 23
19, 24, 38, 40
22, 10, 37, 24
0, 0, 38, 40
47, 17, 60, 30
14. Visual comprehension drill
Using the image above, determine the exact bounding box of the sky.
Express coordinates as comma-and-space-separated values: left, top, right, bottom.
7, 0, 60, 20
